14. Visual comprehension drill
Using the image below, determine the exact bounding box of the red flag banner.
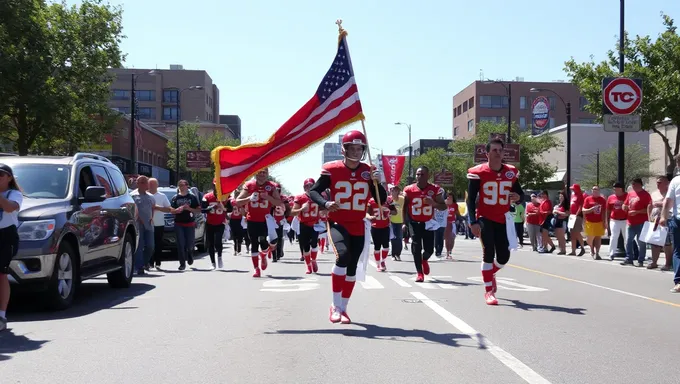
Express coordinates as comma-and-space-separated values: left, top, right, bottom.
381, 155, 406, 186
211, 27, 365, 199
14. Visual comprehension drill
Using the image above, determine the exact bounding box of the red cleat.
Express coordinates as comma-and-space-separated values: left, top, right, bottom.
252, 269, 261, 278
485, 292, 498, 306
422, 259, 430, 275
415, 273, 424, 282
260, 253, 268, 271
305, 264, 313, 274
312, 260, 318, 273
329, 306, 341, 323
340, 311, 351, 324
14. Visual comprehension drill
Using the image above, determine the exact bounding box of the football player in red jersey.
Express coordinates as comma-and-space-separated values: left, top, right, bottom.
402, 166, 447, 282
271, 184, 290, 262
308, 130, 386, 324
467, 139, 524, 305
291, 178, 321, 274
367, 196, 397, 272
202, 179, 232, 269
235, 168, 283, 277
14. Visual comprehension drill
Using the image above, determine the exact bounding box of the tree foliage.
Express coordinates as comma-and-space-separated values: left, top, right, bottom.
564, 13, 680, 174
167, 123, 240, 191
0, 0, 125, 155
578, 143, 657, 188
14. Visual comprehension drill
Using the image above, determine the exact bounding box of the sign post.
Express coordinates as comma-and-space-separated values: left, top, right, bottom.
602, 77, 642, 132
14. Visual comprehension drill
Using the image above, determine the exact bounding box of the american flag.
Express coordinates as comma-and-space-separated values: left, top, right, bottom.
211, 28, 365, 199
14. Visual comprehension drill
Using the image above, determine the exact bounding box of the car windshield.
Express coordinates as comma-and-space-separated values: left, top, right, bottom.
12, 164, 71, 199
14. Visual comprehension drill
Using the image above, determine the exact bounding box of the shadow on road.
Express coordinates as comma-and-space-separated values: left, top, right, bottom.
0, 330, 49, 362
499, 298, 587, 315
269, 322, 471, 348
9, 282, 156, 322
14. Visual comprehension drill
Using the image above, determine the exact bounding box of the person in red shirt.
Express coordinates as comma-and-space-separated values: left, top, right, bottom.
403, 166, 447, 282
569, 184, 587, 256
235, 168, 283, 277
202, 179, 232, 269
606, 182, 628, 261
538, 190, 555, 253
466, 139, 524, 306
291, 178, 321, 274
444, 194, 459, 259
525, 194, 542, 251
271, 184, 290, 262
582, 186, 607, 257
552, 190, 570, 254
367, 196, 396, 272
228, 188, 249, 255
621, 178, 652, 266
308, 130, 386, 324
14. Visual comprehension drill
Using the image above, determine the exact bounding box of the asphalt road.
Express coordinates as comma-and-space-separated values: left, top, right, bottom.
1, 237, 678, 384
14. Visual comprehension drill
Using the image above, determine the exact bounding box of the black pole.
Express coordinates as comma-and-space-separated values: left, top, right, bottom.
408, 124, 413, 184
566, 102, 572, 198
507, 83, 512, 143
176, 90, 181, 184
596, 149, 600, 185
130, 74, 136, 175
617, 0, 625, 184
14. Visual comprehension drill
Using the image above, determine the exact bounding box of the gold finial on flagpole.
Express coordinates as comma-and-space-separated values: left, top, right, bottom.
335, 19, 344, 33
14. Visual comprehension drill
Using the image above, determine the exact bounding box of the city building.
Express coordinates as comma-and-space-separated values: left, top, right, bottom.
452, 79, 597, 139
539, 123, 649, 186
108, 65, 220, 127
219, 115, 242, 141
396, 138, 453, 157
322, 134, 345, 164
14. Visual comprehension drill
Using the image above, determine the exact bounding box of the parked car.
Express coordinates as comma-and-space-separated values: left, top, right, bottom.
3, 153, 137, 310
156, 187, 207, 254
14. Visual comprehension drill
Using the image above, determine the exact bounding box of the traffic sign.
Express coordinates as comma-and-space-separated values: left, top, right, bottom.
603, 114, 642, 132
602, 77, 642, 115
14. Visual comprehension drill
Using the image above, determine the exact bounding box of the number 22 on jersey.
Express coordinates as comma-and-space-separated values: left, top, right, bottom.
410, 198, 433, 216
335, 181, 369, 211
482, 181, 513, 205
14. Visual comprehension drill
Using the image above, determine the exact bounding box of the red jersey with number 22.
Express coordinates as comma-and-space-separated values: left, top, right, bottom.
467, 163, 519, 224
403, 183, 443, 222
244, 179, 276, 222
321, 160, 372, 236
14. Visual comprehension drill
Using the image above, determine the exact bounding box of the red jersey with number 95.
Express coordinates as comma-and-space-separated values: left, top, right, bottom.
244, 179, 276, 222
294, 193, 319, 226
321, 160, 372, 235
368, 197, 391, 229
467, 163, 519, 224
403, 183, 444, 222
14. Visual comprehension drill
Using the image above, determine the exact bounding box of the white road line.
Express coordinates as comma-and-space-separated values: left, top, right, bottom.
389, 275, 412, 287
410, 291, 552, 384
360, 275, 384, 289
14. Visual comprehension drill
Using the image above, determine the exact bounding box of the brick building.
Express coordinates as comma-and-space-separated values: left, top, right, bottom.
452, 80, 597, 139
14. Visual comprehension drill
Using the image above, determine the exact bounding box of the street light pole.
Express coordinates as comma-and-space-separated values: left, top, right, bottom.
617, 0, 626, 184
130, 74, 136, 175
395, 122, 413, 184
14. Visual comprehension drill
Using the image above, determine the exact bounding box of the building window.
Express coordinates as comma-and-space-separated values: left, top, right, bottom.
163, 107, 179, 120
136, 107, 156, 120
579, 118, 596, 124
468, 97, 474, 109
548, 97, 557, 111
549, 118, 555, 128
519, 117, 526, 129
520, 96, 527, 109
479, 116, 504, 123
163, 89, 178, 102
113, 107, 130, 114
454, 108, 458, 118
467, 119, 474, 132
579, 97, 589, 111
136, 90, 155, 101
479, 95, 508, 109
463, 100, 468, 112
111, 90, 129, 100
454, 127, 459, 136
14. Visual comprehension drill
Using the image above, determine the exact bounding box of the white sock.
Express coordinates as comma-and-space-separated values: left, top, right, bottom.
0, 310, 6, 318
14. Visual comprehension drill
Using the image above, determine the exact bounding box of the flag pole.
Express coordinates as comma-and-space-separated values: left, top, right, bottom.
360, 119, 384, 209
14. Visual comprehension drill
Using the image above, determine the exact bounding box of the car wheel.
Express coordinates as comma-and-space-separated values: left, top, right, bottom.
45, 242, 78, 310
107, 233, 134, 288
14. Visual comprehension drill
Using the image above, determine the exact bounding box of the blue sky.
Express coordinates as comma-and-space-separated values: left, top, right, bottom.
70, 0, 679, 195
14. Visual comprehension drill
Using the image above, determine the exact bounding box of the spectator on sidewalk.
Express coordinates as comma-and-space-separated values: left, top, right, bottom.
0, 164, 23, 332
538, 190, 555, 254
569, 184, 587, 256
510, 200, 525, 247
553, 190, 570, 255
660, 158, 680, 292
130, 176, 156, 275
148, 178, 173, 269
648, 175, 673, 271
525, 194, 542, 252
621, 178, 652, 267
582, 186, 607, 258
607, 182, 628, 261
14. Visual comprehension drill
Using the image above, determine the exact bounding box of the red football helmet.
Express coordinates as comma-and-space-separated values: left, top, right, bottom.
341, 130, 367, 161
303, 178, 315, 191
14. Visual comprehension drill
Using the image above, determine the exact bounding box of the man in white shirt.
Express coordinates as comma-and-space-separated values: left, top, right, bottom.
148, 178, 172, 269
0, 164, 23, 332
660, 158, 680, 293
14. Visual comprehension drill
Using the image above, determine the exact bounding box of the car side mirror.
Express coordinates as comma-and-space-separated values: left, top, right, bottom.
83, 186, 106, 203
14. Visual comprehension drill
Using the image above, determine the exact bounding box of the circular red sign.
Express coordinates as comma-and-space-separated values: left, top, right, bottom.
603, 78, 642, 115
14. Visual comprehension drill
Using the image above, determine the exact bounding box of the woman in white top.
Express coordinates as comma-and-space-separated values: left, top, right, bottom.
0, 164, 24, 332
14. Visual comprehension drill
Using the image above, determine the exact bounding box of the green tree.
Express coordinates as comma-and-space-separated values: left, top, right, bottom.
450, 120, 561, 190
564, 13, 680, 175
578, 143, 657, 188
167, 123, 240, 191
0, 0, 125, 155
